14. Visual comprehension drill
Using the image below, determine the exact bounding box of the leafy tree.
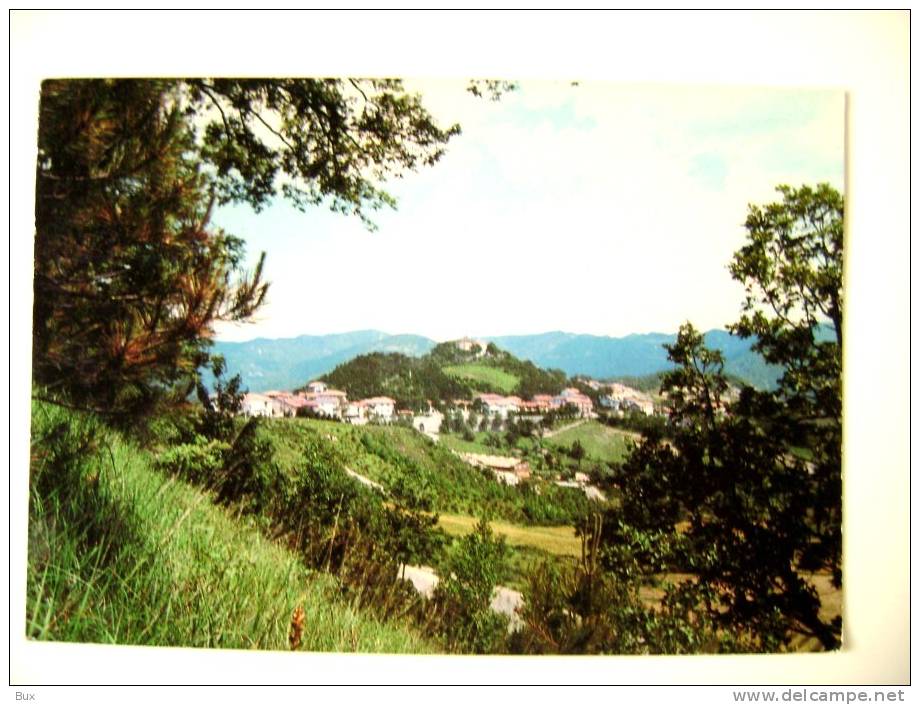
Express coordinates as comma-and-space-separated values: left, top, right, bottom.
157, 355, 276, 509
607, 184, 844, 651
33, 79, 460, 421
433, 519, 510, 653
514, 513, 728, 655
729, 183, 843, 582
194, 355, 243, 442
383, 474, 441, 579
183, 78, 460, 225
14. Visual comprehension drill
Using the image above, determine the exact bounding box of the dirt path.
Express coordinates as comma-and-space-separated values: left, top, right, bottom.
542, 418, 588, 438
343, 466, 384, 492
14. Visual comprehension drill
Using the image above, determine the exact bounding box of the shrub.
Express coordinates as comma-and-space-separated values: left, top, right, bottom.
432, 519, 510, 653
154, 437, 230, 484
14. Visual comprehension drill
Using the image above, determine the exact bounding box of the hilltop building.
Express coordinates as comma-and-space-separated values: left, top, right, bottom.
454, 337, 488, 357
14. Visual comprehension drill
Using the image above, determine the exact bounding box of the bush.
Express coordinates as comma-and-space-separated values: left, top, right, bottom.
154, 437, 230, 484
432, 519, 510, 653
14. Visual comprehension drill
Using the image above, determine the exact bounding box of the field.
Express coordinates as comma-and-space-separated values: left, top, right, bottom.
443, 363, 519, 393
438, 430, 507, 455
437, 513, 582, 557
543, 420, 636, 463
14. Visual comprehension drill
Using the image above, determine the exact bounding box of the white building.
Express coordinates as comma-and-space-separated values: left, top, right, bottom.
412, 410, 443, 435
455, 337, 488, 356
344, 401, 369, 425
553, 388, 594, 417
600, 383, 654, 416
240, 393, 279, 417
476, 393, 521, 419
363, 396, 396, 422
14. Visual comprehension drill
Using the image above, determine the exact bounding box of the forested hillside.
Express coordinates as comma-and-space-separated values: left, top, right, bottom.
319, 342, 567, 406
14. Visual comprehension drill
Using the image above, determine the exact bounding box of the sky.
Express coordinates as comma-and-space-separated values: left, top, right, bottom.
212, 80, 844, 343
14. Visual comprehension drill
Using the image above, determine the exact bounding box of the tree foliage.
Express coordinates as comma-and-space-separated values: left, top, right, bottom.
183, 79, 460, 225
33, 78, 460, 421
604, 184, 844, 651
321, 352, 469, 410
432, 519, 510, 653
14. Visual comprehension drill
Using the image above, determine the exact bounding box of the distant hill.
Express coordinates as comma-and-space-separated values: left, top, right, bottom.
321, 342, 567, 409
490, 330, 783, 390
210, 328, 785, 393
210, 331, 435, 392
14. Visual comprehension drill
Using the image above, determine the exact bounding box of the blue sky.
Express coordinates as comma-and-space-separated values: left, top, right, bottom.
212, 80, 844, 344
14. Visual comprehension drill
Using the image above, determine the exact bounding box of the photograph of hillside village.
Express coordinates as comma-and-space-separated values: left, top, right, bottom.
24, 67, 854, 663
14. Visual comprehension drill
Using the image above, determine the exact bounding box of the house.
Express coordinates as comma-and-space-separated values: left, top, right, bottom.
256, 386, 349, 419
362, 396, 397, 422
282, 387, 349, 418
264, 391, 308, 417
476, 393, 521, 419
598, 395, 620, 410
455, 337, 488, 356
552, 388, 594, 417
600, 383, 654, 416
311, 388, 348, 417
343, 401, 368, 425
459, 453, 531, 486
623, 398, 655, 416
519, 394, 554, 414
241, 392, 280, 417
412, 410, 443, 435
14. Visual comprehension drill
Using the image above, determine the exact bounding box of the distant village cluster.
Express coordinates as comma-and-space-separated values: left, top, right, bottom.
241, 381, 398, 424
239, 339, 661, 437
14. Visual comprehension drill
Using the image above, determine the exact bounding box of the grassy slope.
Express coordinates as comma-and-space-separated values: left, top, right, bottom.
265, 418, 589, 525
442, 363, 519, 393
431, 430, 504, 456
543, 420, 635, 463
27, 403, 432, 653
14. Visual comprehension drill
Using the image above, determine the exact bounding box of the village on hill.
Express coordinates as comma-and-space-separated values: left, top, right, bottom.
239, 337, 661, 430
236, 338, 662, 495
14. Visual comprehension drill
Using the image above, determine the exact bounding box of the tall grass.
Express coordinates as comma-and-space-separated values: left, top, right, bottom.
27, 401, 433, 653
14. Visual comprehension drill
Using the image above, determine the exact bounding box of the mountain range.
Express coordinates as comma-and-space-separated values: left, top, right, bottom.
210, 329, 782, 393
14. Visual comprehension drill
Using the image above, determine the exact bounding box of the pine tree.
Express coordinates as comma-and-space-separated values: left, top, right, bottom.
32, 78, 460, 422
